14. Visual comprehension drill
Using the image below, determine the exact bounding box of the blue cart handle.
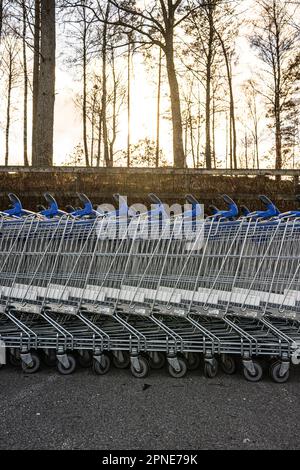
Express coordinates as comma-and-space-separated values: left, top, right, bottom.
3, 193, 36, 217
70, 193, 100, 218
184, 194, 202, 218
39, 193, 67, 218
246, 195, 279, 220
211, 195, 239, 220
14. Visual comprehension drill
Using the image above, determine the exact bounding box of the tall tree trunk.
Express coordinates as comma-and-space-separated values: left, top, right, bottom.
229, 111, 233, 169
216, 31, 237, 169
158, 1, 185, 167
90, 122, 94, 166
97, 111, 102, 167
255, 122, 259, 169
82, 4, 89, 166
0, 0, 3, 45
90, 91, 96, 166
244, 128, 248, 169
228, 71, 237, 169
274, 74, 282, 171
32, 0, 40, 165
204, 6, 214, 170
127, 37, 131, 167
155, 46, 162, 168
212, 91, 216, 168
225, 112, 228, 169
196, 86, 201, 168
109, 50, 117, 166
35, 0, 56, 167
275, 108, 282, 170
184, 113, 188, 156
165, 40, 185, 168
90, 124, 94, 166
189, 107, 196, 168
274, 1, 282, 179
5, 57, 12, 166
101, 3, 110, 167
22, 0, 29, 166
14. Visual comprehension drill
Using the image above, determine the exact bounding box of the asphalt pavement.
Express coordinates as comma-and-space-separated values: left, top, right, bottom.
1, 363, 300, 450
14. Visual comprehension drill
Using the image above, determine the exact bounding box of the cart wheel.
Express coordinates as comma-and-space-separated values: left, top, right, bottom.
78, 351, 93, 368
149, 352, 166, 370
0, 364, 4, 370
269, 361, 290, 384
243, 361, 263, 382
21, 353, 41, 374
220, 355, 236, 375
168, 357, 187, 378
113, 351, 130, 369
57, 355, 76, 375
130, 356, 149, 379
43, 351, 57, 367
204, 358, 218, 378
92, 355, 111, 375
186, 353, 201, 371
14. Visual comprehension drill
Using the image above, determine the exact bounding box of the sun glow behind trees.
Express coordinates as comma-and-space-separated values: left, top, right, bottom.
0, 0, 300, 169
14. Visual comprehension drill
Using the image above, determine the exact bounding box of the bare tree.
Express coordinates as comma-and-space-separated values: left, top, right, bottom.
21, 0, 29, 165
0, 0, 9, 45
31, 0, 40, 165
251, 0, 300, 172
155, 46, 162, 168
104, 0, 187, 168
81, 2, 92, 166
242, 79, 262, 169
63, 0, 99, 166
1, 37, 20, 165
67, 0, 200, 167
126, 34, 131, 167
35, 0, 56, 166
184, 0, 239, 169
215, 30, 237, 169
0, 0, 3, 44
100, 1, 110, 167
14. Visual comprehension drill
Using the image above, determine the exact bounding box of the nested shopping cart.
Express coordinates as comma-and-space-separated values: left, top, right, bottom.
0, 192, 299, 383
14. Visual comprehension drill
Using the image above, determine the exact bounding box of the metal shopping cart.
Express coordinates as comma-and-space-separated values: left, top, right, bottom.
0, 192, 300, 383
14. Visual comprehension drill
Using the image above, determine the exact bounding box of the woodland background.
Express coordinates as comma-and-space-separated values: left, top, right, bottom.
1, 0, 300, 171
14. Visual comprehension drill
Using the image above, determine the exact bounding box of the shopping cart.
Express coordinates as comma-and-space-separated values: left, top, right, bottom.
0, 192, 299, 384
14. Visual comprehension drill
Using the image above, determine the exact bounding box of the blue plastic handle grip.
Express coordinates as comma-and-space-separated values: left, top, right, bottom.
247, 196, 279, 220
71, 200, 95, 217
212, 195, 239, 220
3, 194, 24, 217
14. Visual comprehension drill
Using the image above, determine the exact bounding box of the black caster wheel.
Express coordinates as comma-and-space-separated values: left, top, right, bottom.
269, 361, 290, 384
130, 356, 149, 379
220, 356, 236, 375
168, 357, 187, 378
204, 358, 218, 378
149, 352, 166, 370
78, 351, 93, 368
0, 364, 4, 370
113, 351, 130, 369
57, 355, 76, 375
43, 351, 57, 367
185, 353, 201, 371
243, 361, 263, 383
21, 352, 41, 374
92, 355, 111, 375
